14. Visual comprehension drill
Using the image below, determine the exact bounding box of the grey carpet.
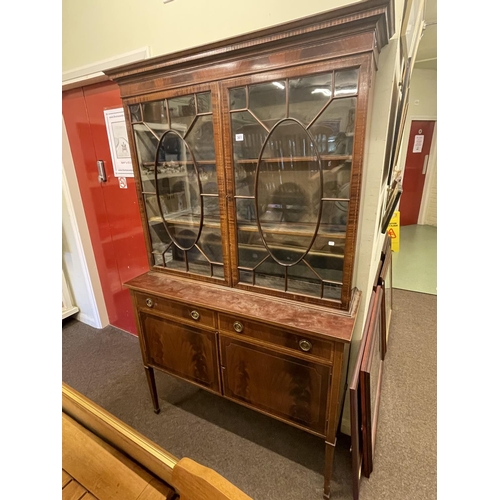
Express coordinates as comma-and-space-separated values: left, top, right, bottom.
62, 288, 436, 500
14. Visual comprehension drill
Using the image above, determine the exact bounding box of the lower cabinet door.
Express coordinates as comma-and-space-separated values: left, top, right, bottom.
140, 312, 220, 393
220, 336, 330, 435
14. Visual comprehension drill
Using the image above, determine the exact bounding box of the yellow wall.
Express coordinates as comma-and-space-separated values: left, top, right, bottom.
62, 0, 359, 72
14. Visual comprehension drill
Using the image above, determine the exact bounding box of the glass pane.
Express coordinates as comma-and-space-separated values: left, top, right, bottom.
185, 115, 215, 160
186, 245, 211, 276
198, 228, 223, 264
203, 195, 220, 220
134, 124, 158, 167
248, 80, 286, 128
304, 248, 343, 283
309, 97, 357, 155
238, 233, 267, 269
334, 68, 359, 97
229, 87, 247, 110
149, 222, 171, 252
231, 111, 267, 161
321, 160, 352, 199
320, 200, 349, 233
254, 258, 285, 289
287, 262, 322, 297
235, 198, 257, 224
239, 269, 253, 284
213, 264, 224, 279
257, 120, 321, 266
144, 194, 161, 221
130, 104, 142, 122
289, 72, 332, 126
196, 92, 212, 113
199, 163, 218, 193
323, 282, 342, 300
143, 100, 168, 124
156, 132, 202, 250
168, 95, 196, 136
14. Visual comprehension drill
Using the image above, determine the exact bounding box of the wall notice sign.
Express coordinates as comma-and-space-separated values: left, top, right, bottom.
412, 134, 424, 153
104, 108, 134, 177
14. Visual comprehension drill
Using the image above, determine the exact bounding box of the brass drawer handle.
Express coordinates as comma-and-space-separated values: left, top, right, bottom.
233, 321, 244, 333
145, 298, 154, 308
299, 339, 312, 352
190, 310, 200, 321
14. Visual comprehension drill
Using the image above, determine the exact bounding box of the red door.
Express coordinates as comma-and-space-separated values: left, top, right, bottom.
62, 81, 150, 335
399, 120, 436, 226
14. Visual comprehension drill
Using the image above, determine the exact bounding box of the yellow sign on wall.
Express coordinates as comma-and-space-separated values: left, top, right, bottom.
387, 211, 400, 252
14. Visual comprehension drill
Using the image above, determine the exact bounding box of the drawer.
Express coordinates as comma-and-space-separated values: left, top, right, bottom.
218, 314, 332, 361
134, 291, 215, 329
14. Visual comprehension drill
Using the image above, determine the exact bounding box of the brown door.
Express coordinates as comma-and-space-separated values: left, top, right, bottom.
62, 82, 150, 334
219, 336, 330, 435
399, 120, 436, 226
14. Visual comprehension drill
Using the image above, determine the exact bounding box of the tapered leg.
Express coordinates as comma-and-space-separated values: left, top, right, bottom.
144, 366, 160, 414
323, 438, 337, 499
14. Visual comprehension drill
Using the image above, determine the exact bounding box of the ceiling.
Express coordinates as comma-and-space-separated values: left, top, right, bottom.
414, 0, 437, 70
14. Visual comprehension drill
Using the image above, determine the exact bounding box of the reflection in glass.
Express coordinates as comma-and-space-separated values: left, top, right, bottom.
248, 81, 286, 127
143, 100, 168, 124
130, 104, 142, 122
309, 97, 357, 155
229, 87, 247, 110
289, 73, 332, 125
196, 92, 212, 113
156, 131, 201, 251
134, 125, 159, 165
334, 68, 359, 97
185, 115, 215, 160
231, 111, 266, 161
198, 229, 223, 264
318, 161, 351, 200
168, 95, 196, 136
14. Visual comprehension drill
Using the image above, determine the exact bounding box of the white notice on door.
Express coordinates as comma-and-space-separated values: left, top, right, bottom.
413, 134, 424, 153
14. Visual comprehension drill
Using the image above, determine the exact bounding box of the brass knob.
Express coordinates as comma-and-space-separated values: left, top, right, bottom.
233, 321, 244, 333
145, 298, 154, 308
190, 310, 200, 320
299, 339, 312, 352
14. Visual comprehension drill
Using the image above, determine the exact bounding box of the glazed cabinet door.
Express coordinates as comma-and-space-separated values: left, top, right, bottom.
139, 312, 221, 393
126, 83, 230, 284
221, 57, 371, 309
219, 335, 330, 435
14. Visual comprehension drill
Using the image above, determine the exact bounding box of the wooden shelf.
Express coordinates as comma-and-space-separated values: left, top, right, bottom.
237, 221, 347, 239
235, 155, 352, 164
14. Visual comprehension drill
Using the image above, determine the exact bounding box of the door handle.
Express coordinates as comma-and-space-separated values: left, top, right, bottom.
97, 160, 107, 182
422, 155, 429, 175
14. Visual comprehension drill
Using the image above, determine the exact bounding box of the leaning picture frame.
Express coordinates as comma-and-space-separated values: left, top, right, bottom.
400, 0, 426, 63
380, 179, 403, 234
387, 57, 412, 186
360, 285, 384, 478
349, 289, 376, 500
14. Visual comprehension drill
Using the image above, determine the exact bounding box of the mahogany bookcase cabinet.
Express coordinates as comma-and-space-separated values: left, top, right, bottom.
105, 1, 395, 498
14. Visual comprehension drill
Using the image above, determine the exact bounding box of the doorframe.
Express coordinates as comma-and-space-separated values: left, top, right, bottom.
62, 118, 109, 328
398, 114, 437, 224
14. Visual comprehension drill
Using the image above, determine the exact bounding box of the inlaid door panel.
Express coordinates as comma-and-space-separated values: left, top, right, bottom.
220, 336, 330, 434
140, 313, 220, 393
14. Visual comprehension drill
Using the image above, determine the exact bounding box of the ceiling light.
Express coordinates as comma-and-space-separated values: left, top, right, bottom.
312, 88, 332, 97
272, 82, 285, 90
